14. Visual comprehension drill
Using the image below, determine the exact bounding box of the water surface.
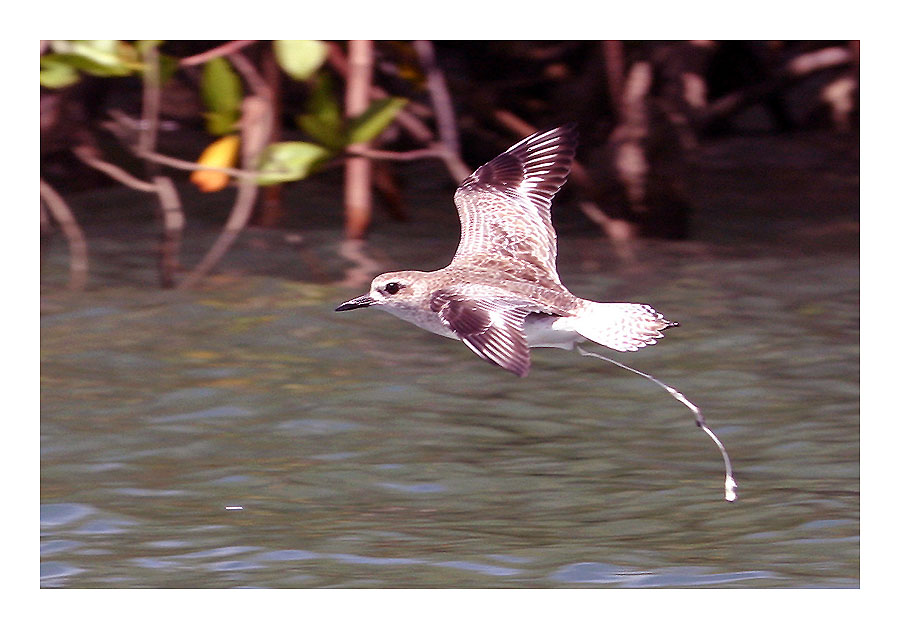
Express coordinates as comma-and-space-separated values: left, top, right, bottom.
41, 133, 859, 587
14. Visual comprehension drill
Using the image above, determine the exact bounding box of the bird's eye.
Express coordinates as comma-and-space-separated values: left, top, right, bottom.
384, 282, 401, 295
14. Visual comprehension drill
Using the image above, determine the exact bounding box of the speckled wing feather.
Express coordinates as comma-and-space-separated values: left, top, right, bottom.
430, 289, 537, 377
450, 125, 577, 288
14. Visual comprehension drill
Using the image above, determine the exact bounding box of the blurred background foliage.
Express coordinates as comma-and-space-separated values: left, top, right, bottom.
40, 40, 858, 290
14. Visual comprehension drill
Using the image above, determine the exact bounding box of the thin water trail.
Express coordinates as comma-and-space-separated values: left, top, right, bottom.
576, 346, 737, 502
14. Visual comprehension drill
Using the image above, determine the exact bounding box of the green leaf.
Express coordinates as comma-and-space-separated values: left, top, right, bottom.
40, 52, 128, 78
51, 40, 137, 75
296, 73, 345, 150
157, 54, 180, 85
68, 40, 120, 66
297, 114, 345, 151
257, 142, 334, 185
306, 73, 342, 126
346, 97, 407, 145
40, 66, 79, 88
40, 41, 156, 88
201, 58, 243, 135
203, 111, 240, 136
273, 40, 327, 81
40, 56, 81, 88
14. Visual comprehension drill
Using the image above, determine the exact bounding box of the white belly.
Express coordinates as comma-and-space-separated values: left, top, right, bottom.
376, 304, 460, 340
523, 315, 584, 349
379, 304, 584, 350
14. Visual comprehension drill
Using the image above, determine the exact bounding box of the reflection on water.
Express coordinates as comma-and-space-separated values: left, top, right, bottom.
41, 135, 858, 588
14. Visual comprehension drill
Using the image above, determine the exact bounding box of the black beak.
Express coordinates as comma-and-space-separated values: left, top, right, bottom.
335, 294, 375, 311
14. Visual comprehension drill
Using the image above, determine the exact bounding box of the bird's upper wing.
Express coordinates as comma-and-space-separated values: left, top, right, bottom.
450, 125, 577, 288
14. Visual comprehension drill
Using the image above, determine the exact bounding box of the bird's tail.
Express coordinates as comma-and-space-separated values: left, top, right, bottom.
574, 302, 677, 352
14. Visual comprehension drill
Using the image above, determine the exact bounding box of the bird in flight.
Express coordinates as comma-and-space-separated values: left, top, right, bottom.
336, 124, 674, 377
336, 124, 736, 502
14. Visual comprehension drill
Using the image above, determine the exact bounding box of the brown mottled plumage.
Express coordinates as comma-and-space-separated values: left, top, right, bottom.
336, 125, 676, 377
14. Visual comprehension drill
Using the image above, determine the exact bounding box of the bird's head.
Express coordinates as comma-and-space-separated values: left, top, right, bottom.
335, 271, 430, 313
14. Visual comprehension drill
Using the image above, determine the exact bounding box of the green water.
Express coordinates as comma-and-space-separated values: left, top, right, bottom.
41, 133, 859, 587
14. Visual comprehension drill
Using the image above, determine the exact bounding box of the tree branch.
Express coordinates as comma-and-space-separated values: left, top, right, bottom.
228, 50, 271, 101
413, 40, 460, 155
72, 144, 156, 192
40, 179, 89, 290
701, 45, 854, 126
343, 40, 375, 240
180, 40, 257, 67
154, 176, 185, 288
177, 95, 273, 290
72, 143, 187, 288
346, 145, 449, 162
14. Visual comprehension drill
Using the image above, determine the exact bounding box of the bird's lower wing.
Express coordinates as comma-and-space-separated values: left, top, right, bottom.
429, 290, 537, 377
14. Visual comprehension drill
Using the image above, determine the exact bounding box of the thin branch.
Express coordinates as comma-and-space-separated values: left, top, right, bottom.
343, 40, 375, 240
138, 45, 161, 159
327, 41, 471, 185
413, 40, 460, 155
390, 107, 435, 144
177, 180, 258, 290
346, 145, 449, 161
413, 41, 471, 182
785, 45, 853, 76
138, 45, 174, 288
107, 110, 403, 182
495, 109, 608, 190
701, 45, 853, 127
326, 42, 435, 144
72, 143, 186, 288
177, 52, 275, 288
228, 51, 271, 100
103, 109, 270, 180
180, 40, 257, 67
136, 148, 259, 179
72, 144, 156, 192
102, 109, 144, 146
493, 109, 536, 137
40, 179, 88, 290
178, 95, 273, 290
154, 176, 185, 288
258, 44, 286, 227
579, 201, 637, 262
348, 143, 469, 185
610, 61, 653, 213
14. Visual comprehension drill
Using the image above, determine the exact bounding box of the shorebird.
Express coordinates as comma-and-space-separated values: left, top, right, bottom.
337, 124, 737, 502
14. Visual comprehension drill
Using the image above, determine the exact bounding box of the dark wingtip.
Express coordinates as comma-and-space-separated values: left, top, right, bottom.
550, 122, 578, 151
558, 121, 578, 138
497, 360, 529, 378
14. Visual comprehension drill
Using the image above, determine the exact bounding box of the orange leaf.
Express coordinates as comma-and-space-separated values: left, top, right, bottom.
190, 135, 240, 192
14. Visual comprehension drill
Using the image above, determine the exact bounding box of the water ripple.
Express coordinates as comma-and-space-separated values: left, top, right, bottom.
551, 562, 780, 586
